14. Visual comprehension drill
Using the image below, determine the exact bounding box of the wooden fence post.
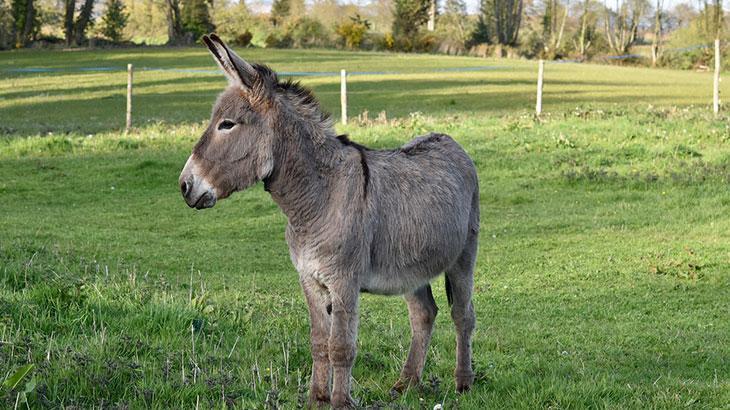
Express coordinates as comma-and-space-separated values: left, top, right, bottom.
340, 69, 347, 125
126, 64, 133, 133
536, 60, 544, 116
713, 38, 721, 116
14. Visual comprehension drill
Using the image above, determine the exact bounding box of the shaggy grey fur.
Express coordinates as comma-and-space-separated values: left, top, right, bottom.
179, 34, 480, 409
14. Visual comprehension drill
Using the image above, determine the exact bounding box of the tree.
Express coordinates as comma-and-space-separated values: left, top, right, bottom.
11, 0, 36, 47
392, 0, 429, 39
470, 0, 493, 44
336, 14, 371, 49
651, 0, 663, 66
541, 0, 570, 57
0, 0, 12, 48
426, 0, 436, 31
574, 0, 600, 59
270, 0, 290, 26
181, 0, 213, 39
603, 0, 649, 55
102, 0, 129, 41
63, 0, 73, 45
700, 0, 723, 40
474, 0, 522, 46
73, 0, 97, 45
165, 0, 184, 43
439, 0, 469, 44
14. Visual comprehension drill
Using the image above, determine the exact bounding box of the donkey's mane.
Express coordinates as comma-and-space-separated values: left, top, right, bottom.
250, 63, 333, 131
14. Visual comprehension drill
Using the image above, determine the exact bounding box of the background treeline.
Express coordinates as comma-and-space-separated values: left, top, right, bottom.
0, 0, 726, 69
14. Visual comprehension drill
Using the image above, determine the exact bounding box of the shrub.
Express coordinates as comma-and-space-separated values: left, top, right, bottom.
287, 17, 329, 48
336, 14, 371, 49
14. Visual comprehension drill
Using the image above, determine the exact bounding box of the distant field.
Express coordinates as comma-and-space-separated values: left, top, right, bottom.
1, 48, 729, 408
1, 47, 728, 136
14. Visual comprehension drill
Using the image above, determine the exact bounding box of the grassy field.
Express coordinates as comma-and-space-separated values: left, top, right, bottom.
1, 48, 729, 409
1, 46, 729, 136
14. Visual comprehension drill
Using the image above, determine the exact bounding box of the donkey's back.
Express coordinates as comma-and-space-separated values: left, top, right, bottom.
361, 132, 479, 295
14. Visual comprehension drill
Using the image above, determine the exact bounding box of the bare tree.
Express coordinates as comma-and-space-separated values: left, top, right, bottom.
651, 0, 663, 67
604, 0, 648, 55
542, 0, 570, 58
575, 0, 594, 58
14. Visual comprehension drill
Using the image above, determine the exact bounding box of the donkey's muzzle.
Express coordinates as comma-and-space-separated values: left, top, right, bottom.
180, 175, 217, 209
180, 154, 218, 210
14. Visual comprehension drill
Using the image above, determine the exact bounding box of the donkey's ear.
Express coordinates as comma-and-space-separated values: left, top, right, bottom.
202, 34, 257, 88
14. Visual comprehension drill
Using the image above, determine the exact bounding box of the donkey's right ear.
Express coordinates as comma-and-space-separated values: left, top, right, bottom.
202, 34, 257, 88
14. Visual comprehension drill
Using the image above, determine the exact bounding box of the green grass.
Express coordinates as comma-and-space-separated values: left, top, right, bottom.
1, 48, 729, 408
1, 47, 728, 136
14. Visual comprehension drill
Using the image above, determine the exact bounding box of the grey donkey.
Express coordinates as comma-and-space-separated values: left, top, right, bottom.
179, 34, 480, 409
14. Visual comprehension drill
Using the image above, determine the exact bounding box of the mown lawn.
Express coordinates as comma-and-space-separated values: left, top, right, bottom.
1, 48, 729, 408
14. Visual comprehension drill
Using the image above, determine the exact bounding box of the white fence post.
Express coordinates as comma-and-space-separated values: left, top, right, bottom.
713, 38, 721, 116
340, 69, 348, 125
536, 60, 544, 116
126, 64, 133, 133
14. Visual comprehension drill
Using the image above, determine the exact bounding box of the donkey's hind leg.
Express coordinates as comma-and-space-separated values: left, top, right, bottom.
445, 232, 477, 392
392, 284, 438, 393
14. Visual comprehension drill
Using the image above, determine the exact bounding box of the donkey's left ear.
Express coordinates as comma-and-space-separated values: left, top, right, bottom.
202, 34, 257, 88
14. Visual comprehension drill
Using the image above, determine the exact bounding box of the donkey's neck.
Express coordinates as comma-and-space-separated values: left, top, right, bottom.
264, 118, 343, 229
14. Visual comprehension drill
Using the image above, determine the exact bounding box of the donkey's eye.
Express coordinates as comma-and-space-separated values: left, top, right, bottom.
218, 120, 236, 131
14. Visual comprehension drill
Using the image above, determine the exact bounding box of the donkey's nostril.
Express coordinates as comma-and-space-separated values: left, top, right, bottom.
181, 181, 189, 197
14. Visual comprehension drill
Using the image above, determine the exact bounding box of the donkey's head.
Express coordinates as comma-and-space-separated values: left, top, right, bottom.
179, 34, 283, 209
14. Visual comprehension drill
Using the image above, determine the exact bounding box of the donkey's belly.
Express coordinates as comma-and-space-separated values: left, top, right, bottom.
359, 264, 444, 296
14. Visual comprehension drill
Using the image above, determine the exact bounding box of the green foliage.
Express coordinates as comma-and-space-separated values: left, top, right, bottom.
336, 14, 371, 49
10, 0, 38, 47
469, 14, 491, 46
270, 0, 303, 27
265, 16, 330, 48
392, 0, 429, 50
210, 0, 267, 47
437, 0, 471, 48
0, 0, 13, 49
101, 0, 128, 42
287, 16, 329, 48
473, 0, 522, 46
181, 0, 214, 40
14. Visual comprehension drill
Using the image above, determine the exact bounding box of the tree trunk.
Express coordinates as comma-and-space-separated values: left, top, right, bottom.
578, 0, 589, 58
165, 0, 184, 44
73, 0, 95, 45
427, 0, 436, 31
19, 0, 34, 46
64, 0, 74, 46
651, 0, 662, 67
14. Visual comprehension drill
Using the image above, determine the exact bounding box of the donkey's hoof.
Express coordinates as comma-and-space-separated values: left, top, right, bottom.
455, 371, 474, 393
456, 373, 474, 393
390, 377, 418, 396
307, 392, 330, 408
331, 393, 357, 409
307, 399, 330, 409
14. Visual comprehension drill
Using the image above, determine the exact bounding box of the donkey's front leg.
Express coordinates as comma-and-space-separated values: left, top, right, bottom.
328, 282, 360, 409
300, 277, 332, 407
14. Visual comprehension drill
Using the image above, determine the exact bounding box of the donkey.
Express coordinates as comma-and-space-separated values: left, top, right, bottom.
179, 34, 480, 408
